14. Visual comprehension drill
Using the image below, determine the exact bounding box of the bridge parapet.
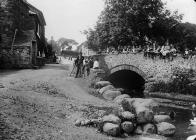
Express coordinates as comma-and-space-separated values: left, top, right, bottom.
100, 53, 196, 81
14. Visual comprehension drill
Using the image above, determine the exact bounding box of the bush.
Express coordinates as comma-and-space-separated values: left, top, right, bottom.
150, 67, 195, 95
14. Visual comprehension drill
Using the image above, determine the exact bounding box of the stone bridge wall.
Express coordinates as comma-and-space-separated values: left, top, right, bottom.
99, 53, 196, 81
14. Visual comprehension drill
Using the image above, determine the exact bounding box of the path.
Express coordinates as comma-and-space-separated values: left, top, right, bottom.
0, 59, 164, 140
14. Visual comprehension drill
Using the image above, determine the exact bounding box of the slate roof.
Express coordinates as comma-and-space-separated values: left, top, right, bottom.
23, 0, 46, 26
13, 30, 35, 46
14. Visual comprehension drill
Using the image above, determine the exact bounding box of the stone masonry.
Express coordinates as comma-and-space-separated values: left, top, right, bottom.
100, 53, 196, 81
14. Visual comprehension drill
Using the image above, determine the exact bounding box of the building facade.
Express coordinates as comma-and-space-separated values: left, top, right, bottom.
77, 42, 97, 57
0, 0, 46, 68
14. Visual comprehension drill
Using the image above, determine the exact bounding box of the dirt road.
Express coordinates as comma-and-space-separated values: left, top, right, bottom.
0, 61, 163, 140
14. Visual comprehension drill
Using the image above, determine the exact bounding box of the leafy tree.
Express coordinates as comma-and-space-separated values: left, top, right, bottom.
57, 38, 78, 51
85, 0, 184, 51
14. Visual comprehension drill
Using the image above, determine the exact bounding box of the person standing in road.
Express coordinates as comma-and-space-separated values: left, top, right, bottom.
192, 104, 196, 118
75, 52, 84, 78
93, 58, 100, 69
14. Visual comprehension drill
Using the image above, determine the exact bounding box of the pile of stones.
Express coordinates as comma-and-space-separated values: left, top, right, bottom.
75, 80, 176, 138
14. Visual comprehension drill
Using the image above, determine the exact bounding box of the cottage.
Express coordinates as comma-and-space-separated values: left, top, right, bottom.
0, 0, 46, 68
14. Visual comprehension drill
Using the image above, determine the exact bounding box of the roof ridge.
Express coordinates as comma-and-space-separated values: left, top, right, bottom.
22, 0, 46, 25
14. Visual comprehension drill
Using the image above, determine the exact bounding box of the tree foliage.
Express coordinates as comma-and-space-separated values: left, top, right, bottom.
57, 38, 78, 50
85, 0, 196, 51
46, 38, 78, 56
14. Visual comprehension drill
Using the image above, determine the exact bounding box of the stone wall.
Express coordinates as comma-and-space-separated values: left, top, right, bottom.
101, 53, 196, 81
0, 0, 46, 68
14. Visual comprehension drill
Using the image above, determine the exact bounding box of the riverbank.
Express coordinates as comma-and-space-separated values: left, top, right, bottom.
145, 92, 196, 110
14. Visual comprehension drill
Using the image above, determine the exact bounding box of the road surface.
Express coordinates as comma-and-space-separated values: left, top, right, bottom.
0, 59, 165, 140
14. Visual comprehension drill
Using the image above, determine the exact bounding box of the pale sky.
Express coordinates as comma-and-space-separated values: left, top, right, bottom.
28, 0, 196, 44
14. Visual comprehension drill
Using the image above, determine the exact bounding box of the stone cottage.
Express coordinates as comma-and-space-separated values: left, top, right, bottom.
0, 0, 46, 68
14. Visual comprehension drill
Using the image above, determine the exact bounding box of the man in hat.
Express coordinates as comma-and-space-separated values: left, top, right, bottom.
75, 52, 84, 78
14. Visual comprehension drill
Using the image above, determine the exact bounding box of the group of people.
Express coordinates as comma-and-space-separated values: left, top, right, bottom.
105, 46, 139, 55
73, 52, 100, 78
144, 42, 177, 62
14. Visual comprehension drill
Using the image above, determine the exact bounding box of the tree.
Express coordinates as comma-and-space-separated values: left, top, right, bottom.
57, 38, 78, 51
86, 0, 184, 51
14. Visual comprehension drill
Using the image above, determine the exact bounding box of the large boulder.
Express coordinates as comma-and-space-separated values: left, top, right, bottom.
102, 114, 121, 124
122, 98, 158, 123
95, 81, 111, 89
121, 98, 158, 123
103, 90, 121, 100
99, 85, 114, 95
132, 98, 158, 110
143, 123, 157, 134
156, 122, 176, 136
120, 111, 135, 121
103, 123, 121, 137
136, 106, 154, 124
121, 98, 158, 112
121, 121, 134, 134
114, 94, 130, 105
154, 115, 172, 124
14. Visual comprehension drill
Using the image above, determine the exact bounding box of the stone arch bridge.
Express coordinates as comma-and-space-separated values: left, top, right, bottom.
97, 53, 194, 97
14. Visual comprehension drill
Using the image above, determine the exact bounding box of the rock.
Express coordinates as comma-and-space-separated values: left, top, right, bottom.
75, 119, 82, 126
121, 98, 158, 112
156, 122, 176, 136
121, 121, 134, 134
75, 119, 92, 127
143, 123, 157, 134
121, 98, 158, 123
186, 135, 196, 140
103, 90, 121, 100
114, 94, 130, 105
95, 81, 111, 89
91, 118, 102, 125
154, 115, 171, 124
80, 120, 86, 126
114, 88, 125, 92
97, 110, 106, 117
134, 125, 143, 135
103, 123, 121, 137
132, 98, 158, 110
99, 85, 114, 95
136, 106, 154, 124
120, 111, 135, 121
83, 120, 92, 126
103, 114, 121, 124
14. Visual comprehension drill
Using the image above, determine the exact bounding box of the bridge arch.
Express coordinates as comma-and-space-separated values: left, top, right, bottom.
107, 64, 146, 97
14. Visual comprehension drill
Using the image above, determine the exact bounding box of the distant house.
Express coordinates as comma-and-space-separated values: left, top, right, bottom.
77, 42, 97, 56
0, 0, 46, 68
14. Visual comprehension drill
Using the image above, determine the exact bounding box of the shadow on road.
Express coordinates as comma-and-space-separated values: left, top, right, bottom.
0, 69, 21, 78
42, 64, 70, 71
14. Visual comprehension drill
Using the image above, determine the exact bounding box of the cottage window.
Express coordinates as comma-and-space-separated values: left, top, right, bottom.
37, 24, 40, 38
